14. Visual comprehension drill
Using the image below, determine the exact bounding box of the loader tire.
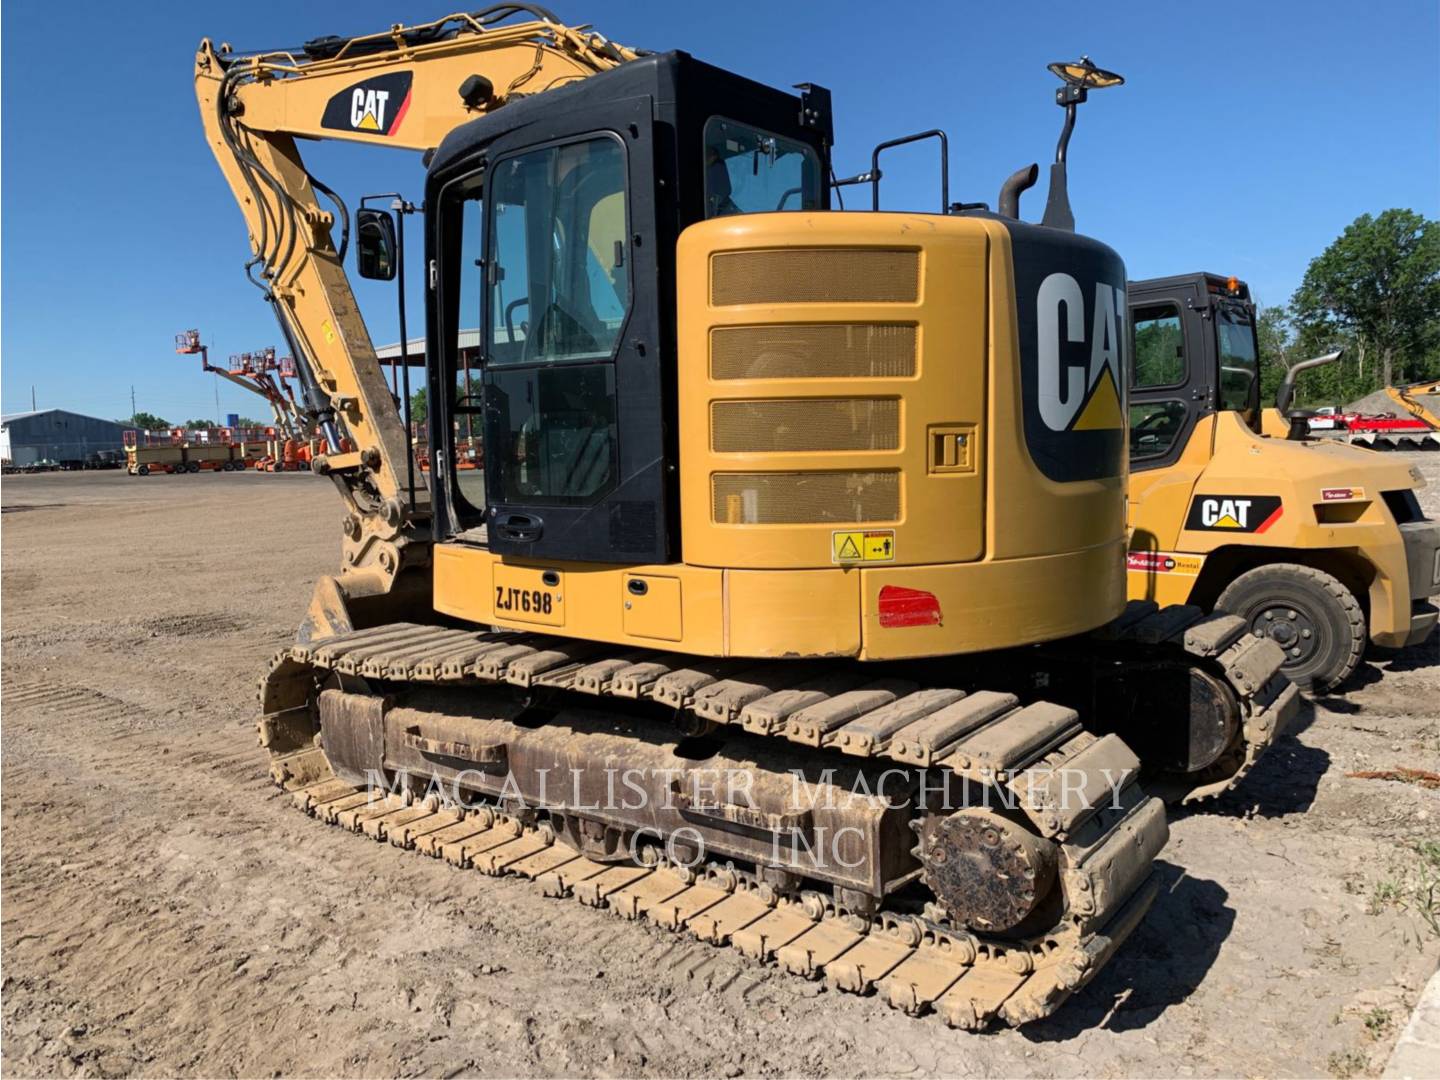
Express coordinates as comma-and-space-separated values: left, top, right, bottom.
1216, 563, 1365, 693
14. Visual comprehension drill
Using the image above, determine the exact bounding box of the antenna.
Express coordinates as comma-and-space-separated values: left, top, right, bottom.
1040, 56, 1124, 232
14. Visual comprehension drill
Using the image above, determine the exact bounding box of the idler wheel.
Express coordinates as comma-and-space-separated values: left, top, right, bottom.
922, 809, 1058, 933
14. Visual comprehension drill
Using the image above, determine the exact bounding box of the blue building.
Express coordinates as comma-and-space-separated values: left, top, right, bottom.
1, 409, 128, 467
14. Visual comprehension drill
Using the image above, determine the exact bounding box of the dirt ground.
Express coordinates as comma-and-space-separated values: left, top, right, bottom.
3, 461, 1438, 1078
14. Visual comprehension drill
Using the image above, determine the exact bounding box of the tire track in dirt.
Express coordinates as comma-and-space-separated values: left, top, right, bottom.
2, 672, 901, 1077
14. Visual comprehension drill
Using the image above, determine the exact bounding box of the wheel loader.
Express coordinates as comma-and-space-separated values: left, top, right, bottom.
1126, 272, 1440, 692
196, 7, 1297, 1029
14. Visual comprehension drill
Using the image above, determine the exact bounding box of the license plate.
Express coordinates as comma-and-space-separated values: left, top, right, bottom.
491, 565, 564, 627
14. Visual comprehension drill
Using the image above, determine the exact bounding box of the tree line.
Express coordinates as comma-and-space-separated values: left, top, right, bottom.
1255, 208, 1440, 408
117, 413, 271, 431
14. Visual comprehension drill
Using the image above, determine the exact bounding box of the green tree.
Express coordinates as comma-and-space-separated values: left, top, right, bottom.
1255, 303, 1293, 406
408, 386, 428, 428
119, 411, 169, 430
1290, 209, 1440, 391
183, 418, 215, 429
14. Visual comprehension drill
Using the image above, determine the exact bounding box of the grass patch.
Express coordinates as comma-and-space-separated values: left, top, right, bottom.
1367, 840, 1440, 940
1327, 1049, 1367, 1078
1361, 1006, 1393, 1039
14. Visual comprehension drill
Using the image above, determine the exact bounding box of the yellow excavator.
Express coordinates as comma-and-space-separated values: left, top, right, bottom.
197, 7, 1295, 1029
1386, 378, 1440, 431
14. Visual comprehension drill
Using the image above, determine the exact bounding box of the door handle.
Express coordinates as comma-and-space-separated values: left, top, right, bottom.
494, 511, 543, 543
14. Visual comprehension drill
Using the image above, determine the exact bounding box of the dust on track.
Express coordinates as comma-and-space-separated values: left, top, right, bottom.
3, 465, 1437, 1077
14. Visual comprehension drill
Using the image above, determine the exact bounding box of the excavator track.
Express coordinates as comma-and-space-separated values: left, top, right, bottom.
260, 653, 1166, 1029
276, 766, 1160, 1030
253, 600, 1291, 1028
273, 599, 1296, 806
1084, 600, 1298, 804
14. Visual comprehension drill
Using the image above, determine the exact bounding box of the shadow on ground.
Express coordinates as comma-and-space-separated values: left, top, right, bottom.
1024, 861, 1233, 1041
1182, 727, 1332, 820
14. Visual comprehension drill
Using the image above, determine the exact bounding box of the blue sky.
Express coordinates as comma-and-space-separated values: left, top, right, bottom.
3, 0, 1437, 421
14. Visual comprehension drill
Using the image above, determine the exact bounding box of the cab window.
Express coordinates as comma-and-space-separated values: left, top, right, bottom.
1132, 303, 1185, 388
703, 117, 821, 218
451, 183, 486, 509
483, 135, 628, 507
1217, 305, 1259, 412
1130, 400, 1187, 460
488, 137, 629, 365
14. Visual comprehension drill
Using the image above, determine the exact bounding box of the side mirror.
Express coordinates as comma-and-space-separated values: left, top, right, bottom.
356, 208, 397, 281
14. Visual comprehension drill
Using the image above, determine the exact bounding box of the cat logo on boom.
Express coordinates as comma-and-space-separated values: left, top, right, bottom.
320, 73, 414, 137
1184, 494, 1284, 533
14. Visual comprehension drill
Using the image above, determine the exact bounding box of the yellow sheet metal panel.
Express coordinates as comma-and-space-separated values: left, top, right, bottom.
724, 568, 861, 657
621, 574, 683, 641
679, 213, 988, 571
982, 226, 1126, 564
434, 544, 727, 654
857, 540, 1126, 660
491, 563, 565, 627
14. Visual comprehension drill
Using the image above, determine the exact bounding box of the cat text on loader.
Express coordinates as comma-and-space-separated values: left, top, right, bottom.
1126, 272, 1440, 692
198, 11, 1293, 1029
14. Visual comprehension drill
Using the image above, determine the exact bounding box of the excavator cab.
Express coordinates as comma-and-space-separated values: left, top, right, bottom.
422, 53, 830, 563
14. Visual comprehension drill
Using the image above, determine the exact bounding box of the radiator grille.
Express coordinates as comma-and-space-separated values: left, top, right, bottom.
711, 249, 919, 306
711, 324, 917, 380
711, 399, 899, 453
712, 471, 900, 524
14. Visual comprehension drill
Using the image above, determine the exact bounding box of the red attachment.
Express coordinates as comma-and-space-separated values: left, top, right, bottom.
877, 585, 943, 628
1344, 413, 1430, 433
175, 329, 203, 354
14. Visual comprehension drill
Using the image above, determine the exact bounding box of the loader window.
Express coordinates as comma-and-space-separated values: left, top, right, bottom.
1217, 305, 1259, 412
704, 117, 821, 217
1130, 400, 1187, 459
1131, 304, 1186, 388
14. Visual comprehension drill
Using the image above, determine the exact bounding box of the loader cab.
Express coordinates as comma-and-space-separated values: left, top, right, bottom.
1126, 273, 1258, 471
422, 53, 830, 563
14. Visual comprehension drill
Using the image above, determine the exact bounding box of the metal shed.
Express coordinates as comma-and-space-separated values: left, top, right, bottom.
1, 409, 128, 468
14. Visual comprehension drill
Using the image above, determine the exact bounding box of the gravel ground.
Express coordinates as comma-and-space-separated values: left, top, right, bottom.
2, 460, 1437, 1078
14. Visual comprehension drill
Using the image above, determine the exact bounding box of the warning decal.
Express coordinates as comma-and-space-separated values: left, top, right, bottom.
833, 529, 896, 563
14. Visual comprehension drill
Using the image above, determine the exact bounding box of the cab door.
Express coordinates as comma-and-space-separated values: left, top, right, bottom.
1127, 279, 1212, 472
477, 97, 671, 564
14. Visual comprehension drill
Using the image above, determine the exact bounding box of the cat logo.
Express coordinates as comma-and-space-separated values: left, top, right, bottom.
1037, 273, 1126, 434
1009, 226, 1128, 484
1184, 494, 1284, 533
351, 89, 391, 131
320, 73, 414, 137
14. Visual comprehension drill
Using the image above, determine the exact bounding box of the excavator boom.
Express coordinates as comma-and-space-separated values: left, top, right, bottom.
195, 6, 638, 590
1386, 379, 1440, 430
